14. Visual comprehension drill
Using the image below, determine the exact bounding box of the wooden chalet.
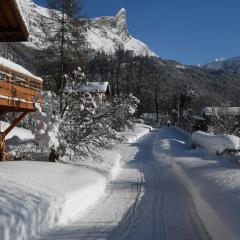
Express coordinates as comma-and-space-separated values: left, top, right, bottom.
0, 0, 29, 42
0, 0, 42, 160
82, 82, 111, 101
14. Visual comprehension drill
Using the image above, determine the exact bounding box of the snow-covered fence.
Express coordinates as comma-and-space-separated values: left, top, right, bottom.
192, 131, 240, 155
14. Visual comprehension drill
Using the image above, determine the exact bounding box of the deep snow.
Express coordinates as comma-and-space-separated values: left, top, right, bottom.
0, 122, 151, 240
0, 161, 107, 240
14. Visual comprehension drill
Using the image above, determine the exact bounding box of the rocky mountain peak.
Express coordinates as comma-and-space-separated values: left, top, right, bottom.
114, 8, 128, 37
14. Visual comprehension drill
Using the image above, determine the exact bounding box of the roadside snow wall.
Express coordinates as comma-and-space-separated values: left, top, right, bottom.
192, 131, 240, 154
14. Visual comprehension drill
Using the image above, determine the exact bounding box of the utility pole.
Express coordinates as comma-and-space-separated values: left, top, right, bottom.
59, 1, 65, 114
177, 96, 180, 127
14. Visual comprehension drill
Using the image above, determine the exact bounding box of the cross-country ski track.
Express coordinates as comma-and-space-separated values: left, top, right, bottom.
35, 128, 211, 240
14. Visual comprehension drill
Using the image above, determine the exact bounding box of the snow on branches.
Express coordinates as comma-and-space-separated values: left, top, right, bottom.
107, 94, 140, 131
61, 67, 140, 158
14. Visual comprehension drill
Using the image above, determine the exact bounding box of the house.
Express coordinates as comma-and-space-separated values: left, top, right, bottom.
0, 1, 43, 160
0, 0, 29, 42
82, 82, 111, 101
201, 107, 240, 119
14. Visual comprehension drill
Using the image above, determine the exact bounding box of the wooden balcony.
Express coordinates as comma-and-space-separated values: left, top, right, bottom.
0, 64, 42, 112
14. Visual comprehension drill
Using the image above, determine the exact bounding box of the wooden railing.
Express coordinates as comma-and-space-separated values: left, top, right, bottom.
0, 65, 43, 111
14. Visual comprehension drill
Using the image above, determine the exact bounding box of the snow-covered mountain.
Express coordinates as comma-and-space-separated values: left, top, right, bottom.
204, 56, 240, 75
17, 0, 156, 56
86, 8, 156, 56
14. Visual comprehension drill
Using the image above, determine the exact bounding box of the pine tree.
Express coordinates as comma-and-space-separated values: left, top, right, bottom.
43, 0, 87, 113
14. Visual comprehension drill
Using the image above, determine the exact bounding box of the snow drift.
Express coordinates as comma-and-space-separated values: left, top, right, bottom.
192, 131, 240, 154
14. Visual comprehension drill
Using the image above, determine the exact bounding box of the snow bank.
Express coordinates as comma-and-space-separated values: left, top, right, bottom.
172, 161, 239, 240
154, 128, 240, 240
0, 161, 106, 240
192, 131, 240, 154
119, 123, 152, 143
62, 150, 122, 181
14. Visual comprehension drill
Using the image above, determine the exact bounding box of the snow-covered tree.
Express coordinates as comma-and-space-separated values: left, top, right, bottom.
42, 91, 60, 116
105, 94, 140, 131
43, 0, 87, 113
60, 68, 140, 158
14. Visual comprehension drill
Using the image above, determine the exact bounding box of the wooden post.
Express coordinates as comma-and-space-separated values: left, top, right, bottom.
0, 132, 9, 161
4, 111, 28, 137
0, 111, 29, 161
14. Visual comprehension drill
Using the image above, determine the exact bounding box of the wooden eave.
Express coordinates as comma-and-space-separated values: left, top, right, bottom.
0, 0, 29, 42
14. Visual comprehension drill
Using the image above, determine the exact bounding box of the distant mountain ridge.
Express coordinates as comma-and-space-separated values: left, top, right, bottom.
204, 56, 240, 75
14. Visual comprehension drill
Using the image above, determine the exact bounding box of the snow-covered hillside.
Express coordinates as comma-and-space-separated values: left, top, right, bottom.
17, 0, 156, 56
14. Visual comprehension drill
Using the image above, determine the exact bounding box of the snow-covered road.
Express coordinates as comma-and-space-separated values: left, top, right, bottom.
35, 129, 211, 240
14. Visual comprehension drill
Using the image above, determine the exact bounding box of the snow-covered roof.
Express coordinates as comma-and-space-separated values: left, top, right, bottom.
0, 56, 42, 82
0, 0, 29, 42
202, 107, 240, 116
83, 82, 110, 93
15, 0, 29, 32
192, 115, 206, 121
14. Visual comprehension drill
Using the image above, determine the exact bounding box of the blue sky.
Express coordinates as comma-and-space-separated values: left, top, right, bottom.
34, 0, 240, 65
